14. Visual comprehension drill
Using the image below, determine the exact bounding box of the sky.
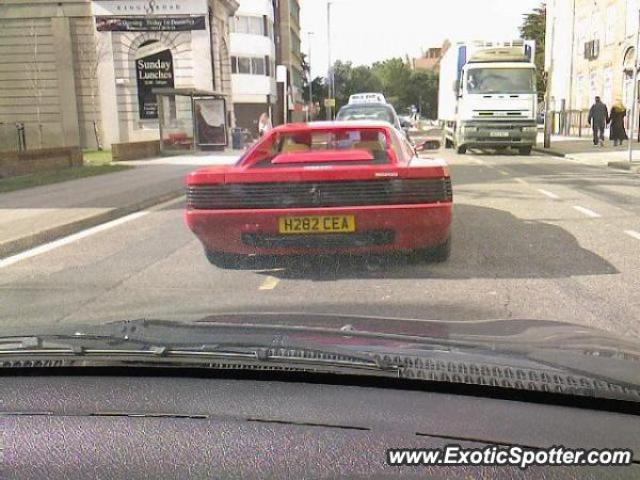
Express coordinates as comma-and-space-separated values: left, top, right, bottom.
300, 0, 543, 78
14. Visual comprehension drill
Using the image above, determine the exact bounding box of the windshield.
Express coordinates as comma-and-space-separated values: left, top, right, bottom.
466, 68, 536, 94
336, 106, 396, 125
2, 0, 640, 413
248, 127, 391, 166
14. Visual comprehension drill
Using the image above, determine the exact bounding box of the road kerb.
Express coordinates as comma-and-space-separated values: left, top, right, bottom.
531, 147, 566, 157
0, 189, 185, 259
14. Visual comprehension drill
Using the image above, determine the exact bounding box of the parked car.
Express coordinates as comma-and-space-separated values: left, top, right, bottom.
185, 121, 452, 267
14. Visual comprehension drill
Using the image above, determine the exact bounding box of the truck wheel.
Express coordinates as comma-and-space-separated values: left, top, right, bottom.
205, 250, 244, 269
518, 146, 532, 156
456, 145, 467, 155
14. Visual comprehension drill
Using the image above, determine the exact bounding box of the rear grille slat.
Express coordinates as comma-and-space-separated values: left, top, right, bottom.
187, 179, 453, 210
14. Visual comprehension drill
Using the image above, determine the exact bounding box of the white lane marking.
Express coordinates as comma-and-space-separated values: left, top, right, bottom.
624, 230, 640, 241
572, 205, 602, 218
537, 189, 560, 200
497, 170, 509, 176
259, 276, 280, 291
514, 178, 529, 185
472, 158, 485, 165
0, 211, 149, 269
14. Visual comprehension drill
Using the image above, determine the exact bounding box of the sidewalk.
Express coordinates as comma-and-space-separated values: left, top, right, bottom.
533, 133, 640, 172
0, 152, 238, 258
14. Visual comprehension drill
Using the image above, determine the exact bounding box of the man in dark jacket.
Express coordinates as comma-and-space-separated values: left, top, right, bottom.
588, 96, 609, 147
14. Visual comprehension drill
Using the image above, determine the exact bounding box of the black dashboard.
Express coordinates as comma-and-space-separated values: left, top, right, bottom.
0, 373, 638, 479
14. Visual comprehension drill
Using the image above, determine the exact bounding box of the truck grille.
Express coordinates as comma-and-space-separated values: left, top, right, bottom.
187, 179, 453, 210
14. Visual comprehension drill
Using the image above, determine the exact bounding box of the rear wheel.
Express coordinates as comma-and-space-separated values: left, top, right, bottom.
205, 250, 244, 269
414, 236, 451, 263
518, 146, 532, 156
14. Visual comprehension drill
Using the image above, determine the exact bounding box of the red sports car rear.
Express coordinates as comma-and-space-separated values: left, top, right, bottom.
185, 122, 452, 267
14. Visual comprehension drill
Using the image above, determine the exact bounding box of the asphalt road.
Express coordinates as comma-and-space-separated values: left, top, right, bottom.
2, 149, 640, 341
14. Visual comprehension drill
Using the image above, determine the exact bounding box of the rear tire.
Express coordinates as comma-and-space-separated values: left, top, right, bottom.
205, 250, 244, 269
518, 146, 532, 156
415, 236, 451, 263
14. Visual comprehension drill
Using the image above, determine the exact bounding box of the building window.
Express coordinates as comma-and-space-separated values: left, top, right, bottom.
290, 0, 300, 25
232, 56, 271, 76
231, 15, 265, 35
238, 57, 251, 74
584, 40, 600, 61
252, 57, 266, 75
291, 29, 301, 56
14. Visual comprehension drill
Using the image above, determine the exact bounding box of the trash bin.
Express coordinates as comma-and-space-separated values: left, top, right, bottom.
231, 128, 244, 150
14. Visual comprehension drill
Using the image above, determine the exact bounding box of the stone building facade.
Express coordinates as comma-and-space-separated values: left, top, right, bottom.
546, 0, 639, 114
0, 0, 238, 151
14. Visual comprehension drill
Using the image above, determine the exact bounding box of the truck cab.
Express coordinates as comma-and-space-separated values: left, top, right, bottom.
439, 41, 538, 155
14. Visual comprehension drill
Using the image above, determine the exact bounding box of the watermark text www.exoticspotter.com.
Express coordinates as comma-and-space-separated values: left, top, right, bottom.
387, 445, 633, 470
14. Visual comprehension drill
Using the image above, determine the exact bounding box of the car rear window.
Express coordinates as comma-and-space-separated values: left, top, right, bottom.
336, 106, 395, 125
250, 128, 391, 167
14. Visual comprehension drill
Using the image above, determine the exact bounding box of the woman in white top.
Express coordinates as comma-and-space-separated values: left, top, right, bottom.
258, 113, 272, 137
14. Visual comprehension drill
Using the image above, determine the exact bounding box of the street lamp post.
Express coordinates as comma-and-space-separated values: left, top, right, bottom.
327, 1, 334, 120
628, 9, 640, 165
544, 17, 556, 149
307, 31, 314, 122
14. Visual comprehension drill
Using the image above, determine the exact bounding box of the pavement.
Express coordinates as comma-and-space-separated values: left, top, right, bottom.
2, 148, 640, 342
0, 152, 239, 258
533, 133, 640, 172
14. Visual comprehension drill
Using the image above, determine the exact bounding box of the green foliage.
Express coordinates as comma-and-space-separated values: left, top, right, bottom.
520, 2, 546, 100
372, 58, 412, 110
315, 57, 439, 119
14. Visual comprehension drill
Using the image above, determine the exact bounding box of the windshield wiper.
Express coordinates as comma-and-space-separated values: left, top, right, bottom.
0, 334, 401, 374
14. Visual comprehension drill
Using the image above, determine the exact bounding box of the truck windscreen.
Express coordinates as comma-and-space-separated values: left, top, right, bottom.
466, 68, 535, 94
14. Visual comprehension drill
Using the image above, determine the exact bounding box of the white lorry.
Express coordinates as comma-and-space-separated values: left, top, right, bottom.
438, 40, 538, 155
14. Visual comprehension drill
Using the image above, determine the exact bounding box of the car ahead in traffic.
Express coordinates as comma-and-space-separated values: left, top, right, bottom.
185, 121, 452, 268
336, 99, 411, 139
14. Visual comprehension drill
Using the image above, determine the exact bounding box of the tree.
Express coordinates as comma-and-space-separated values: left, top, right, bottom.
403, 70, 439, 119
520, 2, 546, 100
371, 58, 412, 111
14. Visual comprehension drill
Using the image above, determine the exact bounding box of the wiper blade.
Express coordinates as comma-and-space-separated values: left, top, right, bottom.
0, 334, 400, 373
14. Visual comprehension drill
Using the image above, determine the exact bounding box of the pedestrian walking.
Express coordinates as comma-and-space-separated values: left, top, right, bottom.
258, 113, 272, 138
588, 96, 609, 147
609, 100, 628, 147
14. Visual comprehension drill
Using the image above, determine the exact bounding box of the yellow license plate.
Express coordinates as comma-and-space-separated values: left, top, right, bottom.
278, 215, 356, 234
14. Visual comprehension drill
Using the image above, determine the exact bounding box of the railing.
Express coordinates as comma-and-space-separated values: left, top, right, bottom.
0, 122, 27, 152
548, 110, 590, 137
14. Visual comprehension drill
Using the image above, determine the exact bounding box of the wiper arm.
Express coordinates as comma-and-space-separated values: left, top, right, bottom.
0, 334, 400, 373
